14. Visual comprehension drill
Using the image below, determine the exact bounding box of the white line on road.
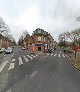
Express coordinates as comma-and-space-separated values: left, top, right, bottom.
31, 55, 36, 58
18, 57, 23, 65
54, 54, 57, 56
36, 54, 38, 56
0, 61, 8, 73
30, 71, 37, 78
11, 53, 14, 57
23, 56, 29, 62
47, 53, 49, 55
11, 59, 15, 62
58, 54, 61, 57
4, 55, 6, 57
51, 53, 53, 56
8, 63, 15, 70
62, 54, 65, 57
27, 55, 33, 60
60, 51, 62, 53
6, 89, 11, 92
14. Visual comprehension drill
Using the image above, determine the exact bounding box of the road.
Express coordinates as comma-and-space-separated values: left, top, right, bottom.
0, 47, 80, 92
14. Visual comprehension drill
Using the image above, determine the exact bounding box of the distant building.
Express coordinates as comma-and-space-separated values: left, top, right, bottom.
23, 28, 54, 53
0, 34, 13, 48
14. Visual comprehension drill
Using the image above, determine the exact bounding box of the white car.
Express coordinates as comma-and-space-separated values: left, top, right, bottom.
22, 47, 26, 50
1, 48, 6, 52
0, 48, 2, 53
5, 48, 13, 54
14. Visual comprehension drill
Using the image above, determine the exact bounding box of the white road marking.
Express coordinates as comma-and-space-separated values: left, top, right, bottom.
0, 61, 8, 73
11, 59, 15, 62
58, 54, 61, 57
47, 53, 49, 55
18, 57, 23, 65
31, 55, 36, 58
23, 56, 29, 62
11, 53, 14, 57
54, 54, 57, 56
36, 54, 38, 56
26, 72, 28, 76
8, 63, 15, 70
30, 71, 37, 78
60, 51, 62, 53
4, 55, 6, 57
27, 55, 33, 60
6, 89, 11, 92
51, 53, 53, 56
62, 54, 65, 57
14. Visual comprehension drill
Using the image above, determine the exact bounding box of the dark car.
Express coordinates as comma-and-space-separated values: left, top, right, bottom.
47, 49, 52, 53
54, 47, 56, 50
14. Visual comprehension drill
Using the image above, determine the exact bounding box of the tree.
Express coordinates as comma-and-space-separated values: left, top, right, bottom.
18, 30, 30, 46
58, 32, 68, 47
66, 29, 80, 46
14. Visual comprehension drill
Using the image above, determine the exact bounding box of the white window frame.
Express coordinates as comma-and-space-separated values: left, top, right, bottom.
38, 37, 41, 41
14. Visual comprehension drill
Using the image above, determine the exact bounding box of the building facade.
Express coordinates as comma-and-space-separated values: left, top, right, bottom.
23, 28, 54, 53
0, 34, 13, 48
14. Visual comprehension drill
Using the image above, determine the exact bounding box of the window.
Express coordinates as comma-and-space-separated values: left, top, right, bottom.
44, 38, 45, 42
38, 37, 41, 41
42, 37, 44, 41
38, 30, 41, 33
36, 37, 37, 41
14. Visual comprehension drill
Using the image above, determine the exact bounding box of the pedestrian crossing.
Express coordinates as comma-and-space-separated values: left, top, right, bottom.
1, 53, 67, 72
8, 54, 37, 71
47, 53, 67, 58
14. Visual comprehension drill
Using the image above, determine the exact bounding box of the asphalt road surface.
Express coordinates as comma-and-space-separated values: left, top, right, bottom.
0, 47, 80, 92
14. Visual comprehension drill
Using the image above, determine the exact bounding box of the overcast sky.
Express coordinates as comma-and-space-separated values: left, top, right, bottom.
0, 0, 80, 42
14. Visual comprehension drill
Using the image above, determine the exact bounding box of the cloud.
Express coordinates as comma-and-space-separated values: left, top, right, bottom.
0, 0, 80, 41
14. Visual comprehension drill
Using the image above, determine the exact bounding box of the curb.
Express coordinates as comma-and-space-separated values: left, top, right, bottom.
67, 56, 80, 71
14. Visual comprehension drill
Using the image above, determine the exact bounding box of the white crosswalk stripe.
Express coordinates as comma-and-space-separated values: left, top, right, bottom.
58, 54, 61, 57
60, 51, 61, 53
27, 55, 33, 60
54, 54, 57, 56
51, 53, 53, 56
47, 53, 49, 55
18, 57, 23, 65
62, 54, 65, 57
31, 55, 36, 58
0, 61, 8, 73
23, 56, 29, 62
8, 63, 15, 70
11, 59, 15, 62
36, 54, 38, 56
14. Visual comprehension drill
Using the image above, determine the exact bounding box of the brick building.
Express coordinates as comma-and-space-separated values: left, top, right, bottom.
23, 28, 54, 53
0, 34, 13, 48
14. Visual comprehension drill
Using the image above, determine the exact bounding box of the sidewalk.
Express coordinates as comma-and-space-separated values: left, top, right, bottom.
68, 51, 80, 70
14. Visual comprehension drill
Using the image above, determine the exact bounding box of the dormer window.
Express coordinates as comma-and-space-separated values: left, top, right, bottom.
38, 30, 41, 33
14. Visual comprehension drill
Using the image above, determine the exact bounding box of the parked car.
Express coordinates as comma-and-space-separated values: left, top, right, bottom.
54, 47, 56, 50
22, 47, 26, 50
0, 48, 2, 53
1, 48, 6, 52
5, 48, 13, 54
47, 49, 52, 53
